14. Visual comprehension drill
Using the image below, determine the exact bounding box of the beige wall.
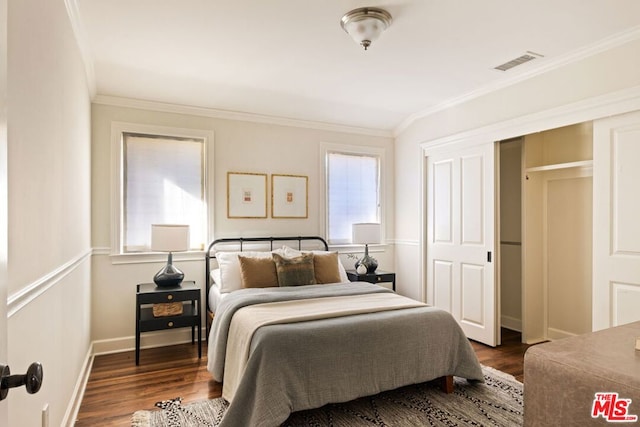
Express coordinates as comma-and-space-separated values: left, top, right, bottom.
7, 0, 92, 425
90, 103, 395, 350
395, 37, 640, 305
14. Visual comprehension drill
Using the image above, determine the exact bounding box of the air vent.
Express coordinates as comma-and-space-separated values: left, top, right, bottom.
494, 51, 543, 71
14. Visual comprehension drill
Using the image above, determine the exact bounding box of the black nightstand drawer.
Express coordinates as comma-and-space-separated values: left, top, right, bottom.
136, 283, 199, 304
346, 270, 396, 291
137, 289, 199, 304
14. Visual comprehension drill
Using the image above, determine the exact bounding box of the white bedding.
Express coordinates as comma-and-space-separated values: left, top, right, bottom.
208, 269, 227, 312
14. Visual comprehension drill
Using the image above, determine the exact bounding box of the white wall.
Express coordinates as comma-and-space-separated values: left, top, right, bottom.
90, 102, 395, 351
395, 37, 640, 303
7, 0, 92, 425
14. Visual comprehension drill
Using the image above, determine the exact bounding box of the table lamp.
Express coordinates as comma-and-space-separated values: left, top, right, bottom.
352, 222, 381, 273
151, 224, 190, 287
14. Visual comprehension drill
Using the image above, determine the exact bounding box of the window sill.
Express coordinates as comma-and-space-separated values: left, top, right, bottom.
329, 243, 388, 254
107, 250, 205, 265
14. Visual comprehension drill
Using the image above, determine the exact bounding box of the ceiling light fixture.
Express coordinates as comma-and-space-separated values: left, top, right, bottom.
340, 7, 392, 50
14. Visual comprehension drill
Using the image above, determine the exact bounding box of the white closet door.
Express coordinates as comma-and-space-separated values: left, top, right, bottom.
426, 142, 498, 346
593, 111, 640, 330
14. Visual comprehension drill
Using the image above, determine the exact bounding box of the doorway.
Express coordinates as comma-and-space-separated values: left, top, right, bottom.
499, 139, 523, 335
498, 123, 593, 344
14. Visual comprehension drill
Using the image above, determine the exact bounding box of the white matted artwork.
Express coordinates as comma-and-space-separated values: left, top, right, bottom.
271, 174, 308, 218
227, 172, 268, 218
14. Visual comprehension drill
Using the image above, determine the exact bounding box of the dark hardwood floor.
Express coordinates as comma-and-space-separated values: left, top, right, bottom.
469, 328, 533, 383
75, 328, 533, 426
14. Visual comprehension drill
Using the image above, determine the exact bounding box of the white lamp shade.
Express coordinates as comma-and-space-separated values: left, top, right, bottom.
352, 223, 381, 245
151, 224, 190, 252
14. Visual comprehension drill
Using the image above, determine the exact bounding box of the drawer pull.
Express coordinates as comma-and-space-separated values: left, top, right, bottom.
168, 321, 174, 327
167, 294, 173, 301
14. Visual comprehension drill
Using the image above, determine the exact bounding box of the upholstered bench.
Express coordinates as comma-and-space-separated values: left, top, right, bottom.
524, 321, 640, 425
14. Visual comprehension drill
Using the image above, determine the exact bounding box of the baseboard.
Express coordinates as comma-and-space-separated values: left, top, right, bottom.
92, 327, 206, 356
523, 336, 548, 345
62, 343, 94, 426
500, 315, 522, 332
546, 327, 578, 341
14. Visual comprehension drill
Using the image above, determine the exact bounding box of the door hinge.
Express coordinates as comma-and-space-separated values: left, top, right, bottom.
487, 251, 492, 263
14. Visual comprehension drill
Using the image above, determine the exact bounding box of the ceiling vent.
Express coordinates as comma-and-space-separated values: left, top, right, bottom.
494, 51, 544, 71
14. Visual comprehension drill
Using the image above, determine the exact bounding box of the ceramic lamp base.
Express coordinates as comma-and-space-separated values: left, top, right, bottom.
356, 244, 378, 273
154, 253, 184, 287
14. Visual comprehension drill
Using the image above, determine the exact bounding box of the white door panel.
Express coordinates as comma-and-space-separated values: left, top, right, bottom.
461, 263, 485, 326
433, 260, 453, 312
433, 160, 453, 243
461, 155, 484, 245
426, 142, 497, 346
594, 112, 640, 330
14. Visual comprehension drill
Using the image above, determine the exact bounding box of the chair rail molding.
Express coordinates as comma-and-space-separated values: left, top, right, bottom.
7, 249, 92, 317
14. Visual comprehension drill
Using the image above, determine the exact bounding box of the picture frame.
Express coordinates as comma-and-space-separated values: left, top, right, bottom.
227, 172, 268, 218
271, 174, 308, 218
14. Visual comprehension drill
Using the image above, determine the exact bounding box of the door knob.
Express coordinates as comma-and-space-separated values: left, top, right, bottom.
0, 362, 43, 401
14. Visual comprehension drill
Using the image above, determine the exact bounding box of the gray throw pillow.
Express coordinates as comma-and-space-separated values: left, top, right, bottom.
272, 253, 316, 286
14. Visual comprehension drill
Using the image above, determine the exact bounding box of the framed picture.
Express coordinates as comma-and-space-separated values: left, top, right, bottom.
271, 174, 308, 218
227, 172, 268, 218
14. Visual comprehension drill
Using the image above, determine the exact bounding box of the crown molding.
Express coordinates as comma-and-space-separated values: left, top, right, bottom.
395, 25, 640, 136
92, 95, 393, 138
420, 85, 640, 151
64, 0, 96, 97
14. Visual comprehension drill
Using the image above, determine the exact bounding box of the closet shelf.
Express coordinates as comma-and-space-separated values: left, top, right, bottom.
525, 160, 593, 173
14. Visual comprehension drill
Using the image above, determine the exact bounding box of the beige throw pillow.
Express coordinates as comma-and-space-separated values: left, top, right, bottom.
238, 255, 279, 288
312, 252, 342, 284
272, 253, 316, 287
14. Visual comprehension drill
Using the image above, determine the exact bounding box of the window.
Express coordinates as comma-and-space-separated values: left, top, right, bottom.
112, 123, 213, 255
325, 148, 382, 245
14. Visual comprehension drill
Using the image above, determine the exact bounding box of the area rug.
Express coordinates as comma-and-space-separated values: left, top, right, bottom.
131, 366, 523, 426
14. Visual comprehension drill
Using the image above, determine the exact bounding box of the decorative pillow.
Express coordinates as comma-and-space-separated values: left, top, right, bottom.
238, 255, 279, 288
272, 253, 316, 287
283, 246, 349, 282
311, 252, 342, 284
216, 249, 284, 293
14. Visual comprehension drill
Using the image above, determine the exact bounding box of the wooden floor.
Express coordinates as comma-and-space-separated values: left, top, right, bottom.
75, 328, 533, 426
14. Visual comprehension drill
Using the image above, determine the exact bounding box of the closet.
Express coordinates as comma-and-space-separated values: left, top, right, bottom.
500, 123, 593, 344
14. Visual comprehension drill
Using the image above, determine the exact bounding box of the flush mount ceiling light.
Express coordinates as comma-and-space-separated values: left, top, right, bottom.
340, 7, 392, 50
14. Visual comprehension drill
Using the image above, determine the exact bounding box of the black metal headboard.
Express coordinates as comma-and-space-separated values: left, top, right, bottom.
204, 236, 328, 334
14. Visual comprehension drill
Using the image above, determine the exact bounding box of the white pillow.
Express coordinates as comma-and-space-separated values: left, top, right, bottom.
210, 268, 222, 288
282, 246, 349, 283
215, 249, 284, 293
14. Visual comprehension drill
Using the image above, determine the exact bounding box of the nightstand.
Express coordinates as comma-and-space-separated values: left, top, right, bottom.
135, 281, 202, 365
346, 270, 396, 291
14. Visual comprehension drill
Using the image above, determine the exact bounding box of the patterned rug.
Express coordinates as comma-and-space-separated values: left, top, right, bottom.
131, 367, 523, 426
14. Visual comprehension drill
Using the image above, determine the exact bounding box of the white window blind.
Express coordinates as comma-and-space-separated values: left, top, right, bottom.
123, 133, 205, 252
327, 151, 380, 244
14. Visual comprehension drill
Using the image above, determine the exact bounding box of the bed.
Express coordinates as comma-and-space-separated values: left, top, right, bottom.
205, 236, 483, 427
